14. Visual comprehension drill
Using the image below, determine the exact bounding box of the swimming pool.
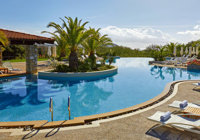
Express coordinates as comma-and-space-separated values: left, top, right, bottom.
0, 58, 200, 122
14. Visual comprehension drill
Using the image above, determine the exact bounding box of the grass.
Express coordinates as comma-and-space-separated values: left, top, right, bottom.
3, 58, 48, 63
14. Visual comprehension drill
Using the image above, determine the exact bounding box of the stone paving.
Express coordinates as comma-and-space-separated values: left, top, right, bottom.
7, 61, 53, 73
1, 81, 200, 139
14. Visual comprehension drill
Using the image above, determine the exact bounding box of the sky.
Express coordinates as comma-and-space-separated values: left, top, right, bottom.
1, 0, 200, 49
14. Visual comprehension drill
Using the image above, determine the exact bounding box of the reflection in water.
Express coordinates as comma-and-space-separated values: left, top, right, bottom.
150, 65, 200, 81
151, 66, 178, 81
0, 75, 48, 121
45, 78, 114, 119
0, 74, 115, 121
2, 58, 200, 122
150, 66, 165, 80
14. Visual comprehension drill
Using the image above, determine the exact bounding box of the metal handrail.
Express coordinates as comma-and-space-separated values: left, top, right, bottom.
49, 97, 53, 121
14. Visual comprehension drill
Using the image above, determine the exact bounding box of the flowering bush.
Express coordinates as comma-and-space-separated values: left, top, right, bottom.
187, 59, 200, 66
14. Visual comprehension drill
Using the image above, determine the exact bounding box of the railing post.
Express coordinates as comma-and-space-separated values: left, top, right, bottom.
68, 96, 71, 120
49, 97, 53, 121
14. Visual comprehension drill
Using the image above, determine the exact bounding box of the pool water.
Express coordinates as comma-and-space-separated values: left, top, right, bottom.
0, 58, 200, 122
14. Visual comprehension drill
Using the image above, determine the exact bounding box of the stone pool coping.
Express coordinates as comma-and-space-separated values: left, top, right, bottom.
0, 79, 197, 133
38, 66, 118, 78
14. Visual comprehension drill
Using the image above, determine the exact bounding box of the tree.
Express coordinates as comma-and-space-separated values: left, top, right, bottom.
0, 31, 9, 47
81, 28, 113, 67
156, 45, 166, 61
60, 17, 92, 70
108, 57, 115, 66
166, 42, 178, 55
43, 17, 92, 70
42, 22, 69, 58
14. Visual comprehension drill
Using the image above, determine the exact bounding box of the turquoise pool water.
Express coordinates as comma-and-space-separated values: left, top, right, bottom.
0, 58, 200, 122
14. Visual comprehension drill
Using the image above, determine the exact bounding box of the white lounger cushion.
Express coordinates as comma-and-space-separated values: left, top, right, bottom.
148, 111, 200, 129
192, 83, 200, 86
168, 100, 200, 109
13, 68, 21, 71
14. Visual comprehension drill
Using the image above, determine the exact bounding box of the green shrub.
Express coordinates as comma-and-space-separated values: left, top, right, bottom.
112, 52, 116, 56
55, 64, 70, 72
101, 56, 107, 65
152, 51, 159, 61
56, 57, 64, 61
108, 57, 115, 66
99, 65, 114, 71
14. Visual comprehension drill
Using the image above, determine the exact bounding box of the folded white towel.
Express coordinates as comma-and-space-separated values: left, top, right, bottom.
180, 100, 188, 108
160, 111, 171, 122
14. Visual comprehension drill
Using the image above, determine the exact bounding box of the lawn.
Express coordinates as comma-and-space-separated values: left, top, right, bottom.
3, 58, 48, 63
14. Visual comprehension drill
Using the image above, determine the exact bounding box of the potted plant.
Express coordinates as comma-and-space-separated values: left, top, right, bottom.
187, 59, 200, 70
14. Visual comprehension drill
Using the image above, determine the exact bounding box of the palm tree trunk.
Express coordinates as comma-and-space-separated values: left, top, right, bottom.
60, 51, 66, 57
69, 51, 78, 70
89, 53, 96, 68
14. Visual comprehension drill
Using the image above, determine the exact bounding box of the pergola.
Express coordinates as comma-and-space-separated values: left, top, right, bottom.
0, 29, 55, 74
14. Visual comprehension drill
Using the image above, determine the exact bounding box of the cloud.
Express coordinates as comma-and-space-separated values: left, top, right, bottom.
100, 26, 175, 48
124, 25, 193, 28
177, 25, 200, 40
194, 25, 200, 29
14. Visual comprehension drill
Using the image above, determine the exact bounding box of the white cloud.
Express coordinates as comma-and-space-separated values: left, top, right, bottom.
194, 25, 200, 29
177, 25, 200, 40
100, 26, 175, 49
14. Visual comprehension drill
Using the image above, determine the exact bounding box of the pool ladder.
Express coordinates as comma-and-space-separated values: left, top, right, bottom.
49, 97, 71, 121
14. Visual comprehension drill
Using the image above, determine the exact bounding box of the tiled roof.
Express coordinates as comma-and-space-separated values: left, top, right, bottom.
0, 29, 55, 41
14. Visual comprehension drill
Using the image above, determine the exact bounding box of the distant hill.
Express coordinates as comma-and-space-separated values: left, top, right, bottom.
107, 43, 118, 47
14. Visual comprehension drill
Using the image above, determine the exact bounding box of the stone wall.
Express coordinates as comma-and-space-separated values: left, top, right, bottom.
187, 64, 200, 70
26, 45, 37, 74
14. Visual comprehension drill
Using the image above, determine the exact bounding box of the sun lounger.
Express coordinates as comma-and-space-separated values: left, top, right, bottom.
148, 111, 200, 134
187, 55, 197, 62
162, 57, 174, 64
168, 100, 200, 109
164, 58, 179, 65
174, 57, 188, 66
3, 62, 22, 73
191, 83, 200, 90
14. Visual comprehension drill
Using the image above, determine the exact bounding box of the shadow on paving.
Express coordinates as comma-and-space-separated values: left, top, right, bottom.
22, 130, 40, 139
21, 128, 60, 139
146, 125, 200, 140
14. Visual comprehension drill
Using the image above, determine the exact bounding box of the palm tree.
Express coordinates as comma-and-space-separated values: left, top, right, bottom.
42, 27, 68, 57
60, 17, 93, 70
156, 46, 166, 61
166, 42, 178, 55
81, 28, 113, 66
0, 31, 9, 46
43, 17, 92, 70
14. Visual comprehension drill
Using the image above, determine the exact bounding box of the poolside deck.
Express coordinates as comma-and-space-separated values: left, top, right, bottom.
0, 61, 53, 77
1, 81, 200, 139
